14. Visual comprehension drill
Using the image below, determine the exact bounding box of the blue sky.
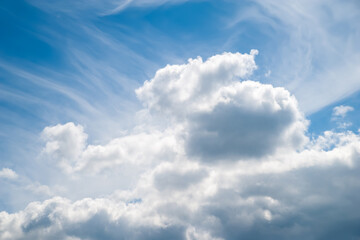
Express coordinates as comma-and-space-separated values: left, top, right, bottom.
1, 0, 360, 239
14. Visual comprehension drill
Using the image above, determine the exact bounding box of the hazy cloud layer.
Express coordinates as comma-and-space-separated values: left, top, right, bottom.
1, 51, 360, 239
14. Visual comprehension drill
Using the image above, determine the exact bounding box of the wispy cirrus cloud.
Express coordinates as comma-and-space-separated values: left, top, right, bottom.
27, 0, 190, 16
229, 0, 360, 113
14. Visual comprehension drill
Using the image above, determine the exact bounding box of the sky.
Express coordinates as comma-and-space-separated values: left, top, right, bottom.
0, 0, 360, 239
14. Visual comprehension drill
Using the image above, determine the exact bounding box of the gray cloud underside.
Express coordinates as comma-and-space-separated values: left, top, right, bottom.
1, 150, 360, 240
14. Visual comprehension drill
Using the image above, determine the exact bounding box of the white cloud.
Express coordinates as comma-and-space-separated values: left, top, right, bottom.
42, 123, 88, 174
1, 129, 360, 239
0, 168, 18, 180
238, 0, 360, 113
136, 51, 259, 117
25, 183, 54, 197
43, 51, 309, 172
137, 51, 308, 161
332, 105, 354, 118
2, 51, 360, 239
331, 105, 354, 129
184, 80, 308, 161
41, 123, 181, 174
106, 0, 190, 15
28, 0, 189, 16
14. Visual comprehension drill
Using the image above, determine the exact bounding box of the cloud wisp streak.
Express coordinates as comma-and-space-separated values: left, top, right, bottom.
229, 0, 360, 113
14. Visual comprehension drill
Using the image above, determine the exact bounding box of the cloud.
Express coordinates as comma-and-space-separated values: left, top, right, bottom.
41, 123, 181, 174
106, 0, 190, 15
0, 168, 18, 180
42, 123, 88, 173
137, 51, 308, 161
152, 162, 208, 191
0, 196, 188, 240
234, 0, 360, 113
28, 0, 189, 16
43, 51, 308, 171
331, 105, 354, 129
24, 183, 54, 197
185, 81, 307, 161
1, 129, 360, 239
136, 50, 259, 117
332, 105, 354, 118
2, 51, 360, 239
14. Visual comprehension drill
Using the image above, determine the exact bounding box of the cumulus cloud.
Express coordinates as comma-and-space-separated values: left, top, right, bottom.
137, 51, 308, 161
44, 51, 308, 171
42, 123, 88, 173
0, 168, 18, 180
185, 81, 307, 161
1, 129, 360, 239
332, 105, 354, 118
136, 50, 259, 117
331, 105, 354, 129
2, 51, 360, 239
151, 162, 208, 191
42, 123, 181, 174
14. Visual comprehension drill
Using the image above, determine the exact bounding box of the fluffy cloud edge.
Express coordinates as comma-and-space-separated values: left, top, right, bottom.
0, 168, 18, 180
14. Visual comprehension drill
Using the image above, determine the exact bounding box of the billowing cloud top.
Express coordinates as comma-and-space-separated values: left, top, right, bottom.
1, 51, 360, 240
137, 51, 308, 161
136, 50, 259, 116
